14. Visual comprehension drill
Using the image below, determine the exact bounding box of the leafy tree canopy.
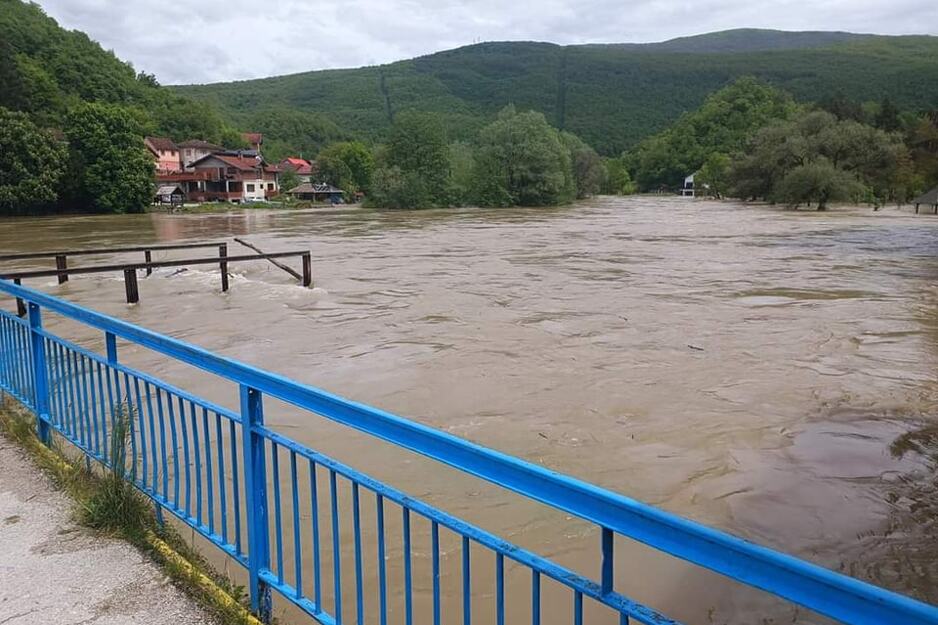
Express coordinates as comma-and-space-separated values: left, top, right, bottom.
0, 107, 67, 214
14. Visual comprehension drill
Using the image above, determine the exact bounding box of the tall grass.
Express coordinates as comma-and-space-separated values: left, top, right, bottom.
78, 403, 151, 536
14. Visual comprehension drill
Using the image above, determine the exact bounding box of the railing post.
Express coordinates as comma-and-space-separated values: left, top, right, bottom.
144, 250, 153, 276
105, 331, 117, 363
219, 243, 229, 292
601, 527, 614, 595
27, 303, 51, 445
55, 254, 69, 284
13, 278, 26, 317
240, 384, 271, 622
301, 252, 312, 287
123, 269, 139, 304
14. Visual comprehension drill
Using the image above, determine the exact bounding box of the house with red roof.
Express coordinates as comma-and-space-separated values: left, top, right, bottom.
175, 152, 279, 202
242, 132, 263, 155
278, 157, 318, 183
144, 137, 182, 173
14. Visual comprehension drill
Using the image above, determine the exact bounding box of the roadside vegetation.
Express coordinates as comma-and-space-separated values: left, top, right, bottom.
0, 399, 261, 625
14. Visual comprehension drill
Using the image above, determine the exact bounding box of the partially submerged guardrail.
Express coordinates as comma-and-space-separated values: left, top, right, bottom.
0, 243, 312, 304
0, 279, 936, 625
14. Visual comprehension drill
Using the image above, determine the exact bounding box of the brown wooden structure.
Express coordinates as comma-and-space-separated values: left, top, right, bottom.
913, 186, 938, 214
1, 242, 311, 308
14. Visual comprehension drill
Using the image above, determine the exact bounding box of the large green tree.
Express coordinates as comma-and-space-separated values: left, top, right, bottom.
317, 141, 374, 194
729, 110, 907, 208
627, 77, 796, 190
369, 111, 450, 208
473, 106, 574, 207
63, 103, 154, 213
561, 132, 605, 199
0, 107, 67, 214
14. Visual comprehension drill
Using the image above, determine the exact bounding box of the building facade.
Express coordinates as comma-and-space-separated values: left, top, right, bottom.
144, 137, 182, 173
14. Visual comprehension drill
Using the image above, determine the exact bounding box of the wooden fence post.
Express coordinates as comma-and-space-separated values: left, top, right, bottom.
123, 269, 139, 304
55, 255, 68, 284
219, 244, 229, 292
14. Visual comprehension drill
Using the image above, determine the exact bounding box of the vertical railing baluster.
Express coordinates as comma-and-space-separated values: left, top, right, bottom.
167, 393, 179, 508
72, 352, 90, 453
123, 372, 137, 482
573, 590, 583, 625
329, 469, 342, 624
215, 413, 228, 545
272, 442, 284, 585
601, 527, 614, 595
144, 383, 159, 494
463, 536, 471, 625
239, 384, 271, 621
532, 570, 541, 625
229, 419, 242, 555
190, 401, 202, 524
352, 482, 363, 625
202, 408, 214, 534
95, 363, 108, 458
431, 521, 440, 625
178, 397, 191, 514
156, 389, 169, 500
100, 359, 114, 459
404, 507, 413, 625
377, 494, 387, 625
133, 377, 146, 487
26, 303, 50, 445
290, 451, 303, 600
309, 460, 322, 612
82, 360, 100, 461
496, 553, 504, 625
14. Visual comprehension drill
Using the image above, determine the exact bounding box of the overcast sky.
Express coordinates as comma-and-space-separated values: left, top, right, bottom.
36, 0, 938, 85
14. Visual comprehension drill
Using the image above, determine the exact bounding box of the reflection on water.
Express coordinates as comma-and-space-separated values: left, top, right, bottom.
2, 197, 938, 623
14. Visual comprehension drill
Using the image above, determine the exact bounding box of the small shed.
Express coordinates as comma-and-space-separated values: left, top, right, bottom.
155, 184, 185, 207
288, 182, 344, 204
913, 186, 938, 214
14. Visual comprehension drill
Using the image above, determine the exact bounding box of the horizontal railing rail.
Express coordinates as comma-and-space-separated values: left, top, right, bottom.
2, 250, 312, 303
0, 241, 228, 262
0, 278, 936, 625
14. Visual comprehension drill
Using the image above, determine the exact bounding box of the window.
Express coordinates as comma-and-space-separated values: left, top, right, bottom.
268, 183, 274, 190
247, 184, 255, 192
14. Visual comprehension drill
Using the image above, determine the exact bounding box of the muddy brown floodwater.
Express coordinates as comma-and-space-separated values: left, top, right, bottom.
2, 197, 938, 624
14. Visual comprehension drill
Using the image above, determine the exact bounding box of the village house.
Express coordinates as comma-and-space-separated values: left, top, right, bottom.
144, 137, 182, 173
169, 153, 280, 203
278, 157, 318, 183
178, 140, 224, 169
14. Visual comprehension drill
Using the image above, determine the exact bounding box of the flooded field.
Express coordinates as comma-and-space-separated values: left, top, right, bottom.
2, 196, 937, 623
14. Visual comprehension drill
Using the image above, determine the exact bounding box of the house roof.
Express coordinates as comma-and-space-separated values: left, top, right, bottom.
190, 153, 264, 171
289, 182, 343, 194
177, 139, 223, 150
155, 184, 184, 195
913, 186, 938, 205
280, 157, 315, 175
242, 132, 263, 145
145, 137, 178, 152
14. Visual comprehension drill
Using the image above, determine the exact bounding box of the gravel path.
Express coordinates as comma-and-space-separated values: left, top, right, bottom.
0, 435, 216, 625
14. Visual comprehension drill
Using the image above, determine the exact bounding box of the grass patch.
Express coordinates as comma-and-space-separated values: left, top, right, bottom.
0, 397, 263, 625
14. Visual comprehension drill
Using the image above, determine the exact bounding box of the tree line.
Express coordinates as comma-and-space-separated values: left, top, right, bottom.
308, 106, 609, 209
621, 77, 938, 209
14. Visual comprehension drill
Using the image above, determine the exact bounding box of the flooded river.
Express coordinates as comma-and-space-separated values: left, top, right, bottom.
2, 197, 937, 623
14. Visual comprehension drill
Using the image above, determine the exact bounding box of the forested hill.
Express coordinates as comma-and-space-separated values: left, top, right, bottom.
0, 0, 239, 144
176, 29, 938, 155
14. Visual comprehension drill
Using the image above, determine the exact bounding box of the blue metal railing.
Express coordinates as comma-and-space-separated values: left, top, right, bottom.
0, 278, 936, 625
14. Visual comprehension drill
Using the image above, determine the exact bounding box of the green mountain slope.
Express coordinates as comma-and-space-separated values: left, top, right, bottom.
176, 30, 938, 155
0, 0, 238, 145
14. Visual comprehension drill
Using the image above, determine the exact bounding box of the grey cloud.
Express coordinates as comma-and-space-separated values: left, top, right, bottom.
34, 0, 938, 84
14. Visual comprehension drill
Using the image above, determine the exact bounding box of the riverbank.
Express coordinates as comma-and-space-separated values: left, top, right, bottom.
0, 402, 261, 625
